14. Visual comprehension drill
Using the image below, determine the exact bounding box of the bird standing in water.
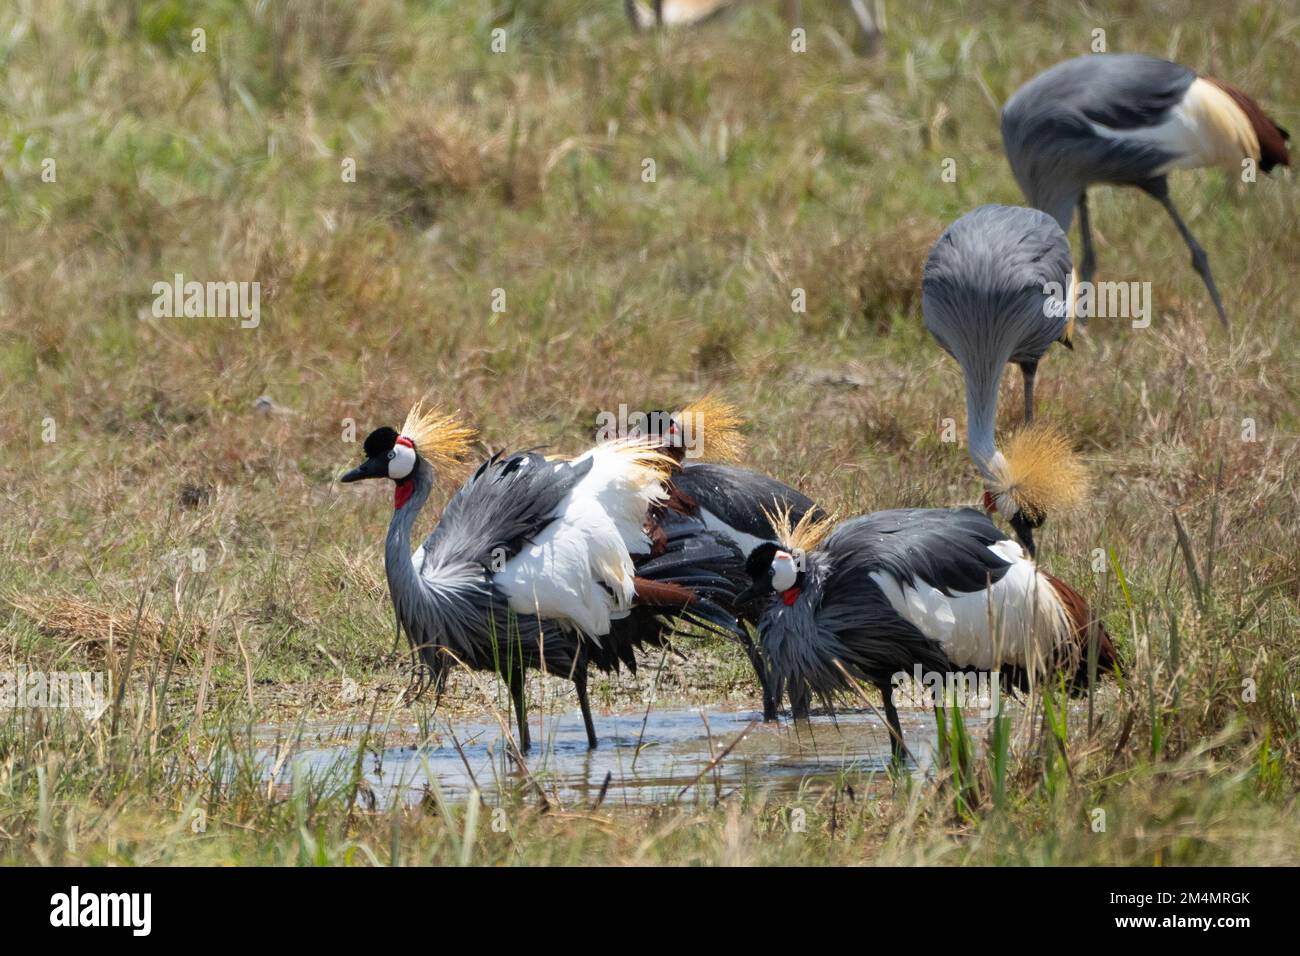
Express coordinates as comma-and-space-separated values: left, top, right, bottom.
740, 506, 1117, 763
342, 401, 742, 752
647, 396, 826, 720
1002, 53, 1290, 328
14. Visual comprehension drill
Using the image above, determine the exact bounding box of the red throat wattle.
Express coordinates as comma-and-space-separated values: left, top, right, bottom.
782, 587, 801, 606
394, 478, 414, 510
982, 490, 997, 514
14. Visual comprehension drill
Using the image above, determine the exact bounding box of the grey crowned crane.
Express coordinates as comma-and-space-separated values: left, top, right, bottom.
655, 397, 823, 559
341, 402, 743, 752
648, 397, 827, 720
624, 0, 735, 31
624, 0, 884, 53
923, 204, 1088, 557
738, 507, 1118, 763
1002, 53, 1291, 328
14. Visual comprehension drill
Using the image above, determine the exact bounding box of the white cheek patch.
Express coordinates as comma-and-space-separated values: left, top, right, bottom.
770, 550, 797, 591
993, 490, 1017, 518
388, 441, 416, 480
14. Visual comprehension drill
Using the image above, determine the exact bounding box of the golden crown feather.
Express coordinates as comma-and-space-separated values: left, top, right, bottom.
990, 421, 1089, 521
679, 394, 747, 463
400, 399, 478, 474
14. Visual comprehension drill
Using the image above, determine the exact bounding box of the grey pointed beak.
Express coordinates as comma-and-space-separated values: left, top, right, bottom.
341, 457, 387, 483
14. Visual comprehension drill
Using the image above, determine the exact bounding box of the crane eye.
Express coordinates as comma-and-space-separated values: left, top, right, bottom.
386, 450, 396, 460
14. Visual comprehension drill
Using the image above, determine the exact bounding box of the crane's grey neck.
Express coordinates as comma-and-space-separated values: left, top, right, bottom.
964, 367, 1007, 482
384, 457, 434, 606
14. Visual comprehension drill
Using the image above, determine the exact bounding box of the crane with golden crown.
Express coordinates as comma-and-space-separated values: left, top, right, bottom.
341, 401, 745, 752
1002, 53, 1290, 328
739, 505, 1118, 763
633, 395, 827, 720
923, 205, 1089, 557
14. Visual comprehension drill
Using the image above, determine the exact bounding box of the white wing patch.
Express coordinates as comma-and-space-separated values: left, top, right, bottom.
494, 443, 666, 639
699, 507, 769, 560
1087, 78, 1259, 173
870, 540, 1072, 671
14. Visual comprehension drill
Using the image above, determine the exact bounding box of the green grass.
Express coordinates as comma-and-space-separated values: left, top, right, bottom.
0, 0, 1297, 865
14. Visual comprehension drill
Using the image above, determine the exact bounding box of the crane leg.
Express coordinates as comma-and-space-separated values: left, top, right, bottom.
847, 0, 883, 55
1018, 360, 1037, 425
509, 668, 530, 753
880, 687, 906, 766
790, 682, 812, 721
1143, 180, 1229, 330
1077, 192, 1096, 286
573, 657, 598, 750
740, 630, 778, 721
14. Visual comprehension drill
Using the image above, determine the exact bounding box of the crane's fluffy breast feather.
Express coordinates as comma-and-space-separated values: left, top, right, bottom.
495, 439, 672, 638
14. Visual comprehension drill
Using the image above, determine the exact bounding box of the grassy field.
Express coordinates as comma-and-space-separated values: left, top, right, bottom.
1, 0, 1297, 865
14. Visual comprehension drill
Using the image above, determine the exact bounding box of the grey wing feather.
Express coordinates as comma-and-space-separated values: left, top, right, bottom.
757, 552, 951, 708
1018, 54, 1195, 131
601, 510, 748, 673
1002, 54, 1197, 221
756, 508, 1017, 706
674, 463, 823, 539
823, 507, 1015, 596
422, 452, 591, 570
636, 511, 748, 603
399, 453, 590, 686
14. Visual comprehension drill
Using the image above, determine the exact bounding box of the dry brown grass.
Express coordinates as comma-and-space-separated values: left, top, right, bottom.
6, 591, 202, 665
367, 107, 544, 225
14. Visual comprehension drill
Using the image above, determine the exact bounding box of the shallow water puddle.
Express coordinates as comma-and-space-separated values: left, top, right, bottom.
254, 706, 948, 808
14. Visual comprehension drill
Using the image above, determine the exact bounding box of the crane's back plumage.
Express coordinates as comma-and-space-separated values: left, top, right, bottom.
922, 204, 1072, 476
753, 507, 1116, 710
397, 452, 589, 686
846, 508, 1071, 673
826, 507, 1016, 597
923, 204, 1072, 361
493, 441, 669, 637
391, 440, 744, 692
672, 462, 823, 557
424, 451, 583, 574
1003, 54, 1290, 228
